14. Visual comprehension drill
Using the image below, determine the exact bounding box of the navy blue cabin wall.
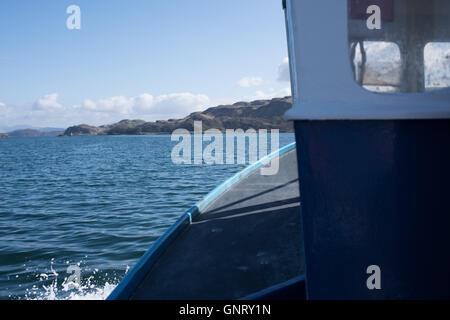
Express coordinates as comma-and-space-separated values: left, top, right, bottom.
294, 120, 450, 299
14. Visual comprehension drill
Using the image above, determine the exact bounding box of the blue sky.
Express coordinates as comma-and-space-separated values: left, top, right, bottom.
0, 0, 291, 130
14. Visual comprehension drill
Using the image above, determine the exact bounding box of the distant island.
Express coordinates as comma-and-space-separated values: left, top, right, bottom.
7, 129, 64, 138
63, 96, 293, 136
0, 128, 65, 138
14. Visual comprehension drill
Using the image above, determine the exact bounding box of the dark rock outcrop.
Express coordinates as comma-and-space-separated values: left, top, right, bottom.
63, 125, 103, 136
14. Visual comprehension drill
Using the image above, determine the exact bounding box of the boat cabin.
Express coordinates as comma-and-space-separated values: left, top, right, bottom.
285, 0, 450, 299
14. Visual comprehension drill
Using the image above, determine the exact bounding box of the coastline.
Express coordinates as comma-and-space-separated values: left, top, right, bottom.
61, 97, 293, 137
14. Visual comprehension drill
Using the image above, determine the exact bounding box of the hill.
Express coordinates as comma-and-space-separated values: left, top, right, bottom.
63, 96, 293, 136
7, 129, 64, 138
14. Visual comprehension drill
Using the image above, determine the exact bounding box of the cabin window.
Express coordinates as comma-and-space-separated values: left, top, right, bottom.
348, 0, 450, 93
424, 43, 450, 90
351, 41, 401, 92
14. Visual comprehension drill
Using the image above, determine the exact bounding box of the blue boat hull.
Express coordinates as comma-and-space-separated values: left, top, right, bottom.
294, 120, 450, 299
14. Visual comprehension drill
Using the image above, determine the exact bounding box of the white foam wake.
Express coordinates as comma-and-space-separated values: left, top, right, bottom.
21, 261, 127, 300
25, 278, 118, 300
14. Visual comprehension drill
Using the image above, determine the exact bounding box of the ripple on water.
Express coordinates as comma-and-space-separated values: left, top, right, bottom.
0, 134, 295, 299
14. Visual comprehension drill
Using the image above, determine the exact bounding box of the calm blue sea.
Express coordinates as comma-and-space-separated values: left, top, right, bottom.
0, 134, 295, 299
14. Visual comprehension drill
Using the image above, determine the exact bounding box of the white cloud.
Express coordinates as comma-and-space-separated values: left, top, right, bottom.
244, 87, 291, 102
0, 91, 211, 130
81, 96, 135, 114
78, 92, 210, 119
277, 57, 290, 82
133, 93, 155, 112
0, 102, 5, 108
237, 77, 263, 88
152, 93, 209, 115
33, 93, 63, 110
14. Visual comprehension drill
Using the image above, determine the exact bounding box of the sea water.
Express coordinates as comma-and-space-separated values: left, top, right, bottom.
0, 134, 295, 300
